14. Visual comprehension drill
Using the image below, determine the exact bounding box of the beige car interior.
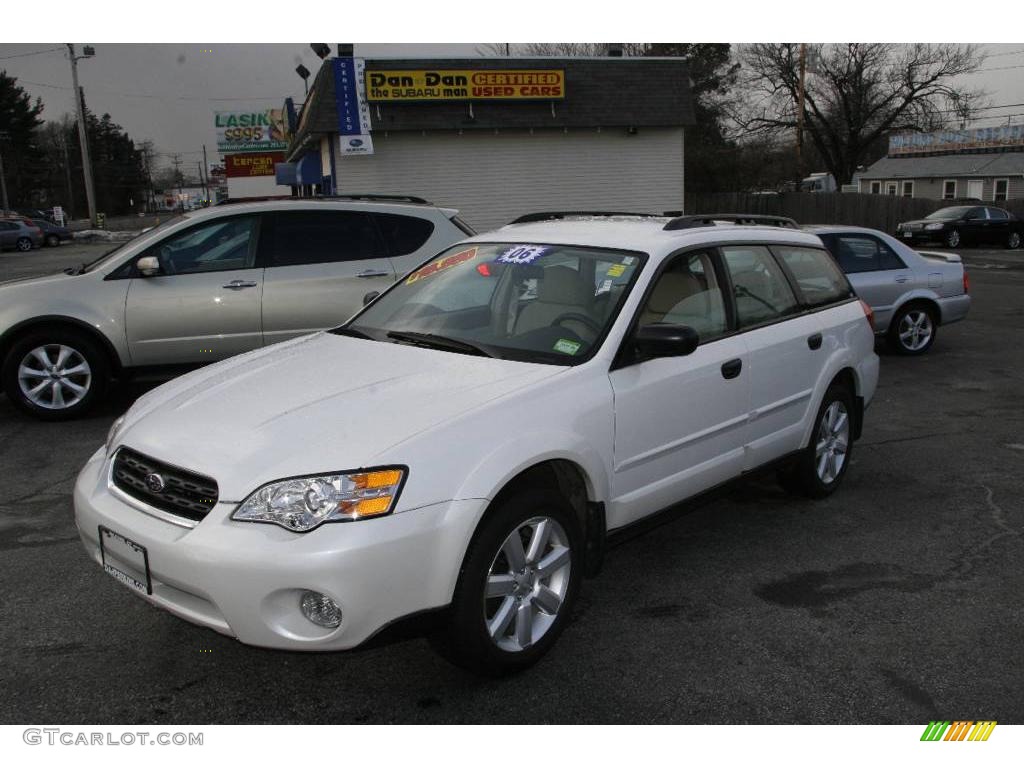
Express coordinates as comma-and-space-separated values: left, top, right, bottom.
640, 253, 727, 340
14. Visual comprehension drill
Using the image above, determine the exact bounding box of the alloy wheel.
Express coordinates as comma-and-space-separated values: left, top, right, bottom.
946, 230, 960, 248
815, 401, 850, 485
898, 309, 933, 352
1009, 232, 1021, 249
16, 237, 32, 252
484, 516, 571, 652
17, 344, 92, 410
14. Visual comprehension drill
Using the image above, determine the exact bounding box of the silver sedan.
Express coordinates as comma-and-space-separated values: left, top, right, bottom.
808, 226, 970, 355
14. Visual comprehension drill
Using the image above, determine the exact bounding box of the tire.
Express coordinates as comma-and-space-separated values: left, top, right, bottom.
778, 382, 855, 499
45, 234, 60, 248
431, 488, 582, 676
16, 237, 32, 252
944, 229, 961, 248
1, 329, 108, 420
887, 303, 937, 356
1007, 231, 1022, 250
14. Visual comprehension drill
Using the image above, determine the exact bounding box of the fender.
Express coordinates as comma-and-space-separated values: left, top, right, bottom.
875, 288, 941, 333
452, 431, 611, 508
0, 312, 128, 372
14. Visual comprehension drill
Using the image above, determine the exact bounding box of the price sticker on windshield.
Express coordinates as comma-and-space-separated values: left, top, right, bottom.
406, 247, 478, 284
496, 245, 549, 265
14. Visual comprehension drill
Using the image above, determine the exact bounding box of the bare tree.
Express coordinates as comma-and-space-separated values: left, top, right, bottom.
476, 43, 647, 57
735, 44, 987, 185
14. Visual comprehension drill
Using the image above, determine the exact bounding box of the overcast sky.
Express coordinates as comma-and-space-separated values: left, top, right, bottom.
1, 42, 1023, 174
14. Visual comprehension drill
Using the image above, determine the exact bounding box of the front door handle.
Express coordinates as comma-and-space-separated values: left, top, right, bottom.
894, 275, 909, 283
721, 358, 742, 380
357, 269, 390, 279
807, 333, 823, 350
222, 280, 258, 290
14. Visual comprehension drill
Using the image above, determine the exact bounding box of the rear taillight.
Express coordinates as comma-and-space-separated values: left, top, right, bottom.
962, 269, 969, 295
859, 299, 875, 331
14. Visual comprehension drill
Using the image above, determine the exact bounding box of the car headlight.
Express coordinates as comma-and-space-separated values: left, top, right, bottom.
105, 415, 126, 455
924, 222, 944, 230
232, 467, 406, 532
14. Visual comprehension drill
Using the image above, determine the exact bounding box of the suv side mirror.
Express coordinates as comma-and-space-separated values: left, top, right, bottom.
634, 324, 699, 358
136, 255, 161, 277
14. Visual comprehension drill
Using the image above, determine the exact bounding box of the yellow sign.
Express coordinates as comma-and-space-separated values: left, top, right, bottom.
366, 70, 565, 102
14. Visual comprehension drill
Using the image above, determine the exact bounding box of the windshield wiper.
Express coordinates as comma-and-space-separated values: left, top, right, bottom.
386, 330, 496, 358
332, 326, 373, 340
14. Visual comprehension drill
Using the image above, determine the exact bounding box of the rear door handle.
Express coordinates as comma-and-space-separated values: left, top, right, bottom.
357, 269, 391, 278
721, 358, 742, 380
222, 280, 258, 290
807, 333, 823, 350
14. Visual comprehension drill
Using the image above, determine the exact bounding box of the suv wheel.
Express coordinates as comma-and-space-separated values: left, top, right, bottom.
888, 304, 936, 355
432, 488, 581, 676
1007, 231, 1021, 250
944, 229, 961, 248
778, 382, 855, 499
2, 330, 107, 420
16, 237, 33, 252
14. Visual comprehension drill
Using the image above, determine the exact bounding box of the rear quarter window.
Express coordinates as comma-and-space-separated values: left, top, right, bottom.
374, 213, 435, 256
773, 245, 854, 308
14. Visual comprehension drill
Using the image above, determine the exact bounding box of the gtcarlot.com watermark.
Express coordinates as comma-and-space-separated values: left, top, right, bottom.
23, 728, 203, 746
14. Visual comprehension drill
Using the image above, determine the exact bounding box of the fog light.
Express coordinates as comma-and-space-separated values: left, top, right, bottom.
300, 591, 342, 628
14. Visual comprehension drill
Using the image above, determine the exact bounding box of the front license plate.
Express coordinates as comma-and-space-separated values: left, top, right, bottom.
99, 526, 152, 595
902, 231, 914, 238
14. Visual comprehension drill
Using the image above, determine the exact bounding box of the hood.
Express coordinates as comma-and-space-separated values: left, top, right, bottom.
116, 333, 565, 500
900, 218, 950, 228
0, 270, 78, 289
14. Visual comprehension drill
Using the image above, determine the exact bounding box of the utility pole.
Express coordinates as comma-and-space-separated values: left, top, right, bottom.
171, 154, 183, 210
59, 134, 75, 215
67, 44, 97, 225
202, 144, 210, 204
0, 131, 9, 213
795, 43, 807, 193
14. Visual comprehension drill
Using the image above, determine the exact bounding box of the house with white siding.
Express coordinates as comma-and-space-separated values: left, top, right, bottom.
858, 125, 1024, 204
283, 56, 695, 232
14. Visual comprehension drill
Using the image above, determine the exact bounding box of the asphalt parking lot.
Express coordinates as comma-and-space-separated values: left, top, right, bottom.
0, 240, 1022, 724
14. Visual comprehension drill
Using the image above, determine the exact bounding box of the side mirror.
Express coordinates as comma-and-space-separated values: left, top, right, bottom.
362, 290, 381, 306
136, 255, 161, 277
634, 324, 699, 358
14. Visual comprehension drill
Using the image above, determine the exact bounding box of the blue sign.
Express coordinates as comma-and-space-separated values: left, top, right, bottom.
333, 58, 363, 136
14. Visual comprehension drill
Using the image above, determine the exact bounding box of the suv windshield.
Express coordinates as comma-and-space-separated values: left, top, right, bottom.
926, 207, 972, 220
340, 242, 646, 365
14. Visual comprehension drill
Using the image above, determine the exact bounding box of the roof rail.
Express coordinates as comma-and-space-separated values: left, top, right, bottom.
323, 193, 432, 205
663, 213, 799, 231
509, 211, 662, 225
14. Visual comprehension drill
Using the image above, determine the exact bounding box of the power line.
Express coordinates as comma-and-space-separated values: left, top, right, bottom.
0, 47, 64, 61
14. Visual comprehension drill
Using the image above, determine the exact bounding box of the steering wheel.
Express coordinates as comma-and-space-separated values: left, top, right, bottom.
159, 245, 176, 275
552, 312, 602, 335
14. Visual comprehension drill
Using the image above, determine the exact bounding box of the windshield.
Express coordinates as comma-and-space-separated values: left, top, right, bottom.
340, 242, 646, 365
81, 215, 186, 273
926, 207, 972, 220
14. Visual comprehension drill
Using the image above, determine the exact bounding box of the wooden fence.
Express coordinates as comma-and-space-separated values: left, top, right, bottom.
684, 192, 1024, 233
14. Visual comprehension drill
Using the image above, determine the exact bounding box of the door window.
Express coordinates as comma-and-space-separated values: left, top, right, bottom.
987, 206, 1008, 220
819, 234, 906, 273
772, 245, 854, 308
265, 211, 385, 267
943, 180, 956, 200
994, 180, 1009, 203
143, 216, 258, 275
638, 251, 727, 342
720, 245, 799, 328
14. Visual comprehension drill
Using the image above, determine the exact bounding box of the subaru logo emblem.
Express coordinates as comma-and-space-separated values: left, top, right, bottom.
145, 473, 166, 493
349, 139, 363, 147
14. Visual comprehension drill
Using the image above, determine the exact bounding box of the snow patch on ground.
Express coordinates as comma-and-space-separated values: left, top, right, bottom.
71, 229, 140, 242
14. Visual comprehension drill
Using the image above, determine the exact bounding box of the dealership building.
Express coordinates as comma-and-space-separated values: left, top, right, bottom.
858, 124, 1024, 202
282, 56, 695, 231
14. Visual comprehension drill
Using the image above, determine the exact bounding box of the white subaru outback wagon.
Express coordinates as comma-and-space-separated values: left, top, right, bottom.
74, 213, 879, 675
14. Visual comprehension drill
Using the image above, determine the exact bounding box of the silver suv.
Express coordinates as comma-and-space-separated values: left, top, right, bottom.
0, 197, 471, 419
